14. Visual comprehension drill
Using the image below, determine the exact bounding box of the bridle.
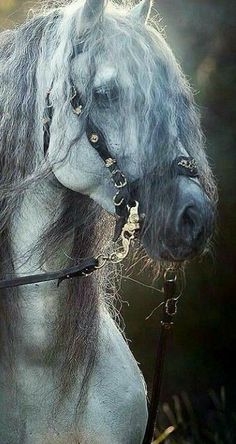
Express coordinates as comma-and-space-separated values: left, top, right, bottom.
0, 76, 199, 443
43, 79, 199, 262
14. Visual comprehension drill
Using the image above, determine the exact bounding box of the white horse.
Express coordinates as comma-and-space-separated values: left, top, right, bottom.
0, 0, 216, 443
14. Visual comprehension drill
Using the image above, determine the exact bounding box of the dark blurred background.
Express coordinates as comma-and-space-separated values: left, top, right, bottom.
123, 0, 236, 422
1, 0, 236, 437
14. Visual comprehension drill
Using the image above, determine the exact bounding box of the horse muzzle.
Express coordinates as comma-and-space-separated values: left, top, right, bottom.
140, 176, 215, 262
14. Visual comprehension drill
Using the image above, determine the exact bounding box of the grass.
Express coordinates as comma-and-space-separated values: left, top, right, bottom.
152, 388, 236, 443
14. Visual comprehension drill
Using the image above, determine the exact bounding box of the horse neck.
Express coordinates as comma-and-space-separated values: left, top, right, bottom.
10, 182, 70, 274
8, 181, 73, 361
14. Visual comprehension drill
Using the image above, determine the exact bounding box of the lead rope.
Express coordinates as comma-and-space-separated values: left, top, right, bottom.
0, 202, 140, 289
142, 271, 179, 444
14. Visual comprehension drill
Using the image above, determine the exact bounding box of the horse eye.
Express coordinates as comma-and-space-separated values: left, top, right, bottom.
94, 86, 119, 106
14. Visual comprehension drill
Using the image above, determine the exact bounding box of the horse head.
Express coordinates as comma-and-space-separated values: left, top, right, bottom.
43, 0, 217, 263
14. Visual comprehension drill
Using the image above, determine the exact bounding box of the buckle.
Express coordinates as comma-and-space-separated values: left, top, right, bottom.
112, 170, 128, 188
113, 192, 125, 207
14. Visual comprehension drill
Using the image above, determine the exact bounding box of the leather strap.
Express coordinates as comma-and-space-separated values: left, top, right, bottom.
43, 89, 53, 156
142, 275, 178, 444
85, 118, 132, 229
0, 258, 98, 290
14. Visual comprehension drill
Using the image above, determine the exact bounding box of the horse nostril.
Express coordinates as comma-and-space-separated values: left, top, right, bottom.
180, 205, 204, 245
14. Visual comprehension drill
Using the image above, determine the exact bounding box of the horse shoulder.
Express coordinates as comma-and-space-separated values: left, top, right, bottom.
76, 309, 148, 443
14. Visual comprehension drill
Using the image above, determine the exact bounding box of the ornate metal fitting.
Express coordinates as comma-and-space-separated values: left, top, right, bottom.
42, 117, 50, 125
165, 298, 178, 316
105, 158, 117, 168
95, 201, 140, 267
124, 202, 140, 232
110, 201, 140, 263
113, 171, 128, 189
73, 105, 83, 116
95, 254, 109, 269
113, 193, 125, 207
89, 133, 99, 144
163, 269, 177, 282
81, 271, 89, 277
178, 158, 197, 173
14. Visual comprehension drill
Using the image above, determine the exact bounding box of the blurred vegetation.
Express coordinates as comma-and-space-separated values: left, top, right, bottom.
154, 388, 236, 443
0, 0, 235, 432
123, 0, 236, 414
0, 0, 41, 28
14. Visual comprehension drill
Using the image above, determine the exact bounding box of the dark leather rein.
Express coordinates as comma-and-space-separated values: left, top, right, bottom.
0, 80, 199, 443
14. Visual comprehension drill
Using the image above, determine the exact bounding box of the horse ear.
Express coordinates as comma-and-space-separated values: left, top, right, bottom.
129, 0, 153, 23
80, 0, 106, 28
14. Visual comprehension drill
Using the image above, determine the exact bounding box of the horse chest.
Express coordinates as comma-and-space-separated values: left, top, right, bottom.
0, 310, 147, 444
2, 190, 147, 442
16, 283, 61, 357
